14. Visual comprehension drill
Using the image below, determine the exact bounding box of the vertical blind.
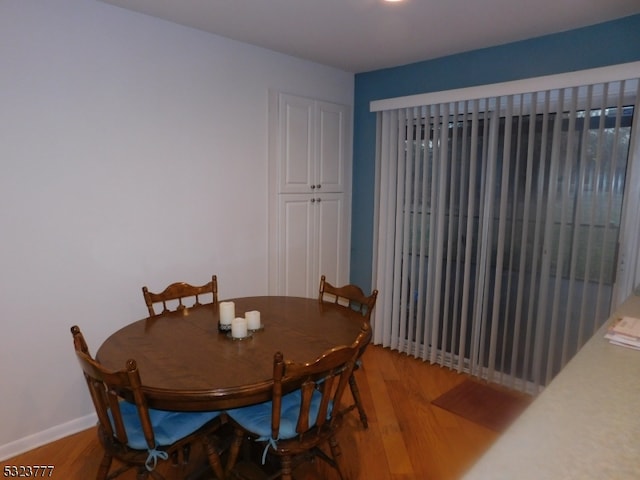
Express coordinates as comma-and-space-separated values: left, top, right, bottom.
372, 74, 640, 392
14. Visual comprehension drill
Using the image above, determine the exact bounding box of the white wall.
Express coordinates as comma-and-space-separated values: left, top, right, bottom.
0, 0, 353, 458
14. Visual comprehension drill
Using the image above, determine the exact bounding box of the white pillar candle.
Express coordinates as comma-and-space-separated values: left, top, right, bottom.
245, 310, 261, 330
231, 317, 248, 338
219, 301, 235, 326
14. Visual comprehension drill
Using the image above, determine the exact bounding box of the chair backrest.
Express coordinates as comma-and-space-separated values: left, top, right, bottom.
70, 325, 156, 451
318, 275, 378, 320
270, 322, 372, 442
142, 274, 218, 316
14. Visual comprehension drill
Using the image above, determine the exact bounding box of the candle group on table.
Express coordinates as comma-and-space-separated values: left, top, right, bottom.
220, 302, 262, 338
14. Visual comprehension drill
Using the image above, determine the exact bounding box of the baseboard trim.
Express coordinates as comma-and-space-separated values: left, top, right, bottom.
0, 413, 97, 462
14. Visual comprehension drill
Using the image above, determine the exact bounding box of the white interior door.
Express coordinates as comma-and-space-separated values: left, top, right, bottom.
278, 94, 314, 194
316, 101, 349, 193
278, 194, 316, 298
316, 192, 348, 289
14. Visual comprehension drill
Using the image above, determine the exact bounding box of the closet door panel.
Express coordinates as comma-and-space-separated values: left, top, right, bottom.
316, 193, 348, 288
278, 194, 316, 297
279, 94, 314, 194
317, 101, 349, 193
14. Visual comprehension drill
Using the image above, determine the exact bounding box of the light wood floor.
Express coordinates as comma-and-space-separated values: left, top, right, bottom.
1, 345, 501, 479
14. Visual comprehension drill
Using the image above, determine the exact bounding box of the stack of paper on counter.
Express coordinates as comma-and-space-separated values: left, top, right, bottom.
605, 316, 640, 350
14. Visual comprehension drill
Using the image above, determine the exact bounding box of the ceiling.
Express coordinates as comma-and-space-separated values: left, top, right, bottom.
100, 0, 640, 73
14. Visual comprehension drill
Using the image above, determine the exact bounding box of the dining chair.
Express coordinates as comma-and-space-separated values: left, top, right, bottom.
318, 275, 378, 429
70, 325, 227, 480
224, 323, 371, 480
142, 274, 218, 317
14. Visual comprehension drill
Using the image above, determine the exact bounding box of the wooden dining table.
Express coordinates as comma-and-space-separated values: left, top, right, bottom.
96, 296, 366, 412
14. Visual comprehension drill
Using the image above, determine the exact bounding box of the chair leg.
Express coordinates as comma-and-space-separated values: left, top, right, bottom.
349, 373, 368, 429
280, 455, 293, 480
203, 435, 226, 479
182, 443, 191, 465
224, 427, 244, 476
96, 452, 112, 480
135, 466, 149, 480
328, 435, 347, 480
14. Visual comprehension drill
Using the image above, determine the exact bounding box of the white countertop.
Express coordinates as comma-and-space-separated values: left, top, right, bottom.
463, 294, 640, 480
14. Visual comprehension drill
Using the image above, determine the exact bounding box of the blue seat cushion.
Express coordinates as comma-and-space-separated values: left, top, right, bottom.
226, 388, 331, 441
109, 402, 222, 450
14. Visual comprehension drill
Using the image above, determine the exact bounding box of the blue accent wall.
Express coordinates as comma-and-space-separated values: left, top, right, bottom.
351, 14, 640, 290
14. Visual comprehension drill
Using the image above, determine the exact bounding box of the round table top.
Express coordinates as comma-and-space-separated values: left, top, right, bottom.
96, 296, 365, 411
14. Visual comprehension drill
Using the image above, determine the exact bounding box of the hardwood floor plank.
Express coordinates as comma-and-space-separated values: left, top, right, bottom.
343, 399, 390, 479
363, 348, 415, 477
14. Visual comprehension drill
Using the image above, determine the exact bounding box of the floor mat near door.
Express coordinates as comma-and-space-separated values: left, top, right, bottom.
431, 379, 532, 432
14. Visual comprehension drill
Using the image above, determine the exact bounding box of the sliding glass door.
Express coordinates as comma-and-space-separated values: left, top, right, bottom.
374, 79, 638, 392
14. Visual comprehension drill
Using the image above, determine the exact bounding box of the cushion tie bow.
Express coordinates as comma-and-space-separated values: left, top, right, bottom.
145, 448, 169, 471
261, 437, 279, 464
